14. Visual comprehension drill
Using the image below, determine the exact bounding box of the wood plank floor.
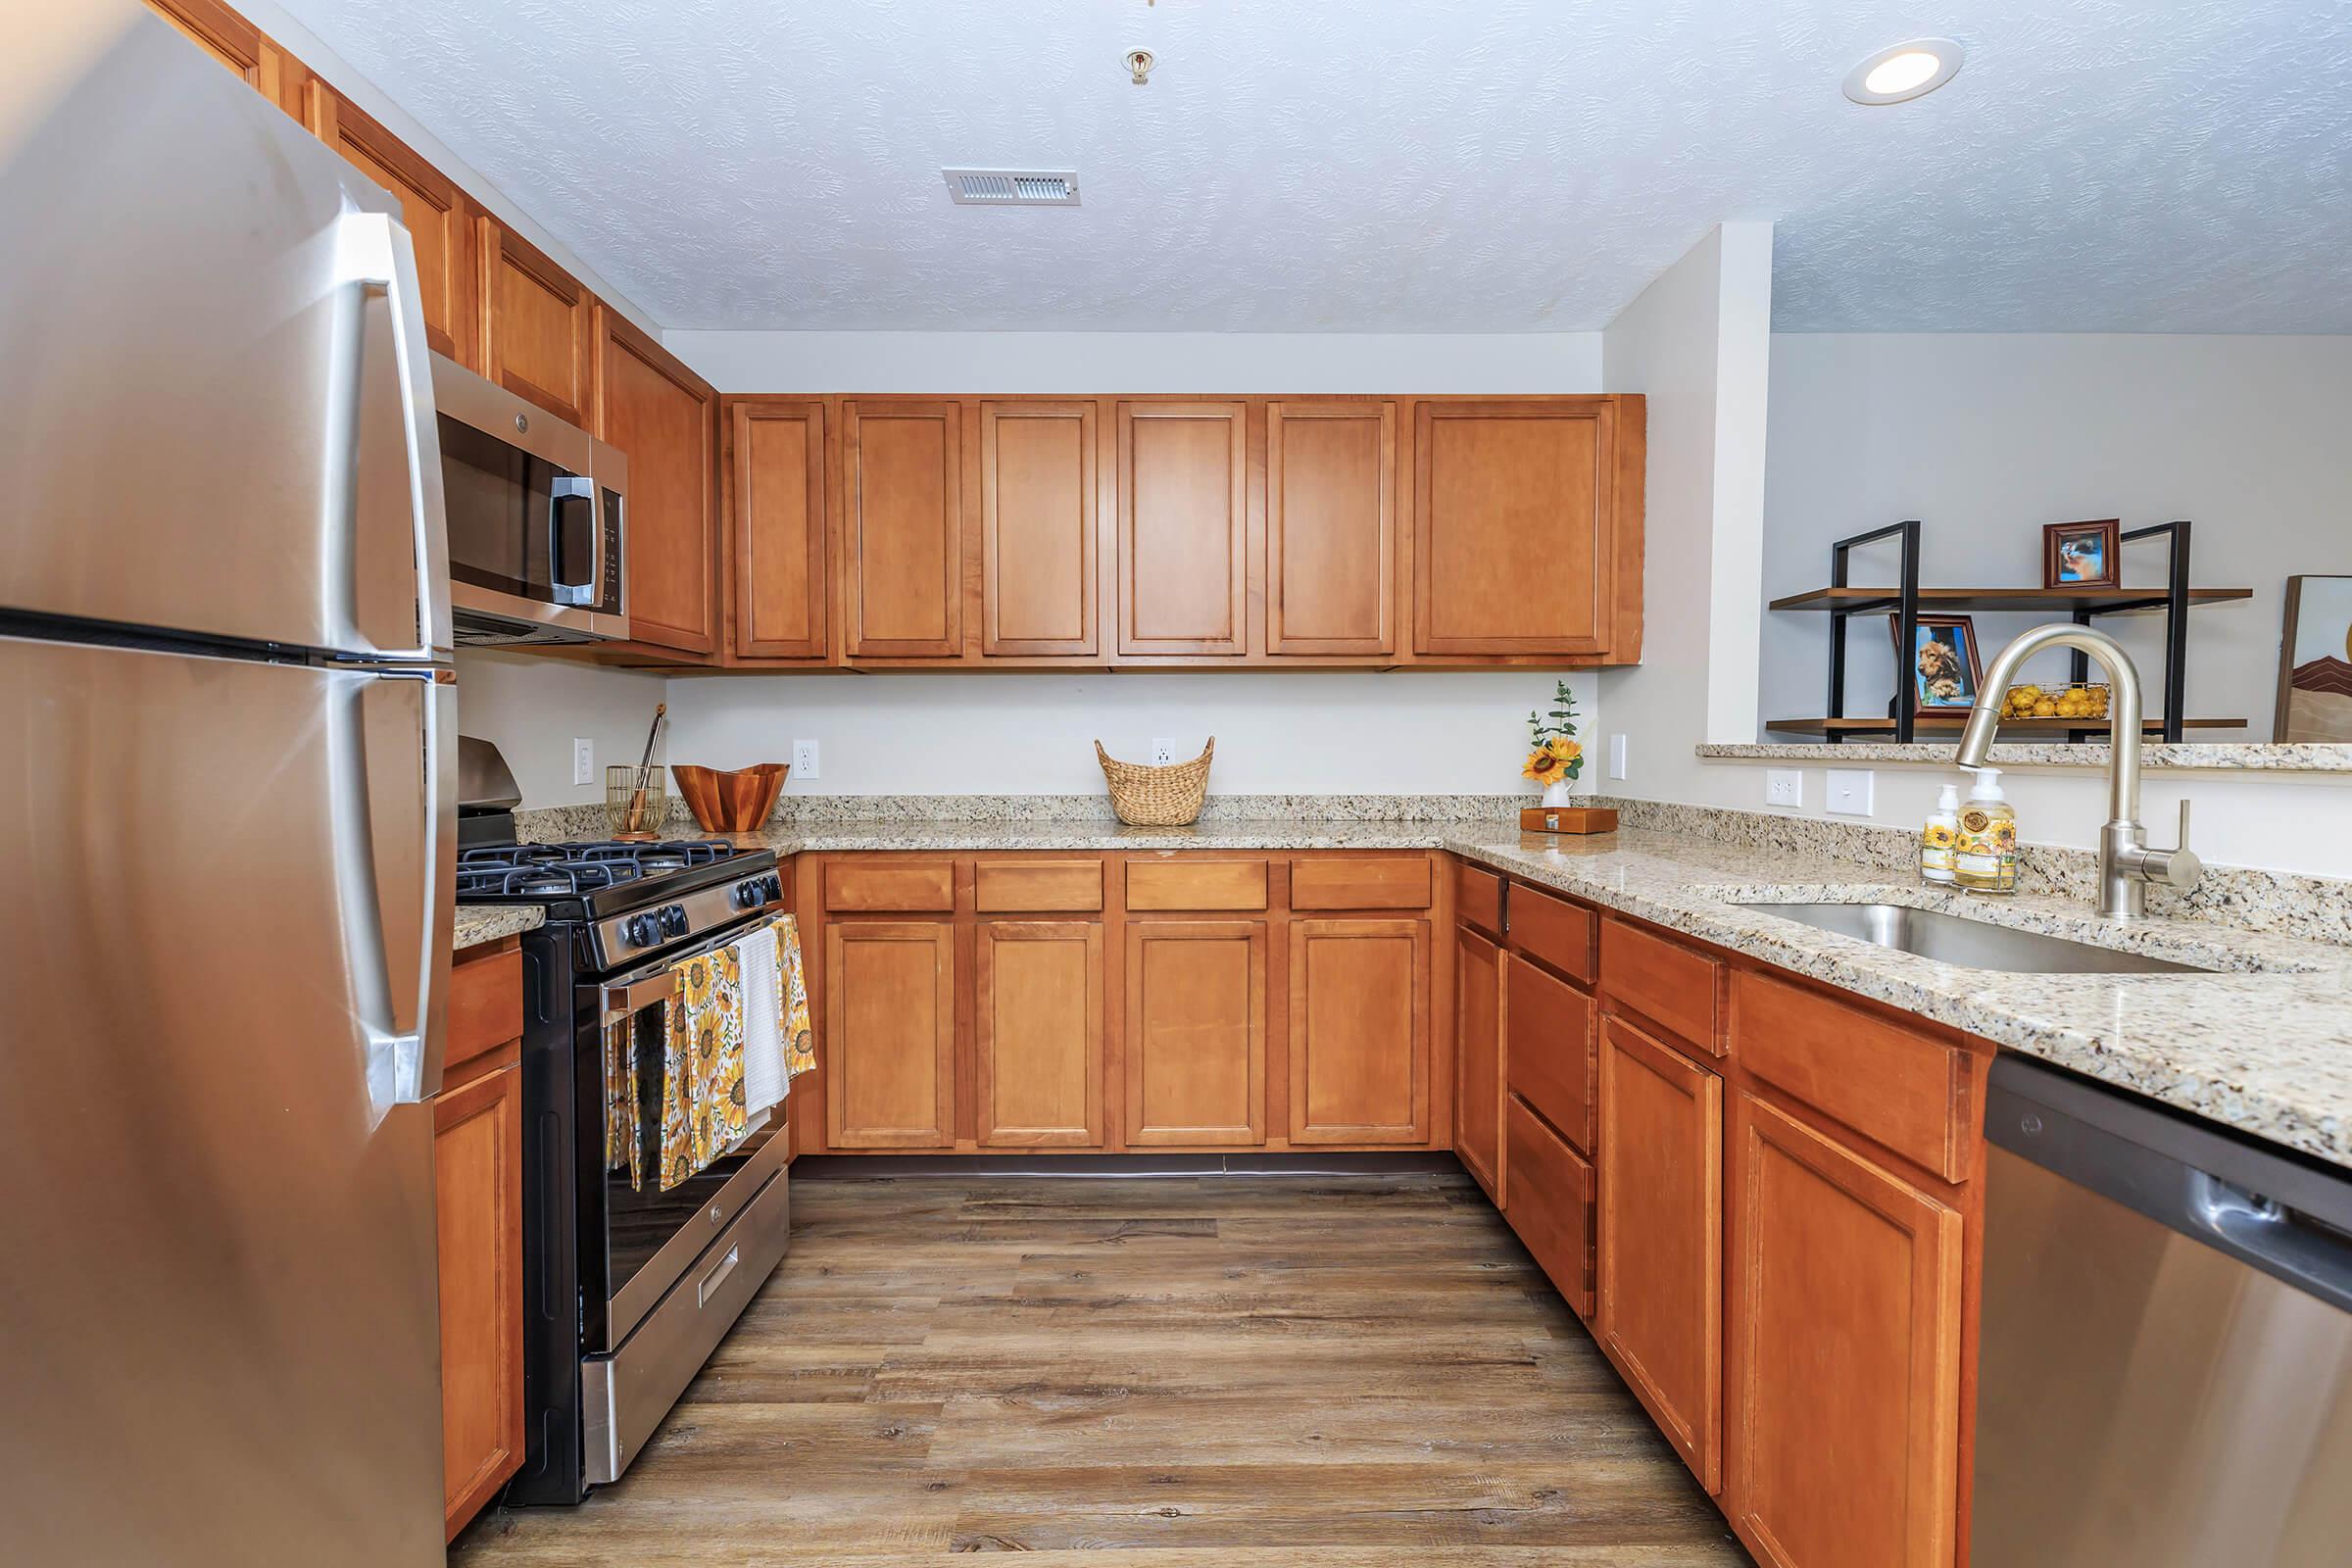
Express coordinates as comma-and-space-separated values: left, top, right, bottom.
451, 1171, 1750, 1565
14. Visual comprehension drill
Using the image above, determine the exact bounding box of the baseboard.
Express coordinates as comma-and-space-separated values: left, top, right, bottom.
791, 1151, 1468, 1180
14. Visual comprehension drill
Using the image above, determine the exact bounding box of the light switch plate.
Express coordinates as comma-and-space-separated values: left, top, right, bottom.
1827, 767, 1876, 816
1764, 768, 1803, 808
1607, 733, 1629, 781
571, 738, 594, 787
793, 739, 819, 780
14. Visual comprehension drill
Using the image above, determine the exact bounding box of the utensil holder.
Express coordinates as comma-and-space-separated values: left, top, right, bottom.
606, 764, 668, 839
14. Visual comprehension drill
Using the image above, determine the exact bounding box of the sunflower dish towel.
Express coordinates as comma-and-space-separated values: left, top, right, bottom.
659, 942, 750, 1191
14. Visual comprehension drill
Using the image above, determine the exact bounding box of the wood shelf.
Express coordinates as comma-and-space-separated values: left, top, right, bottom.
1765, 715, 2248, 737
1771, 585, 2252, 613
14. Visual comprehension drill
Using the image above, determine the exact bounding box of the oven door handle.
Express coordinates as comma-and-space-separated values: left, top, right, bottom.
603, 972, 680, 1023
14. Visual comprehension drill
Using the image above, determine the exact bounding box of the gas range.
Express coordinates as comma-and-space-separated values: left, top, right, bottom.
457, 838, 783, 972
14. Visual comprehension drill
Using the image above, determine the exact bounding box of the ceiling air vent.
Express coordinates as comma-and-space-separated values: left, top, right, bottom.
943, 168, 1080, 207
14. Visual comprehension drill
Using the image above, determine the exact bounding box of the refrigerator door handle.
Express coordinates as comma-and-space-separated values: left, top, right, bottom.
334, 209, 453, 661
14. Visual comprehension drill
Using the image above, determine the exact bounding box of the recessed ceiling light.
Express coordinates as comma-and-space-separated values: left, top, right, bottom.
1842, 38, 1963, 105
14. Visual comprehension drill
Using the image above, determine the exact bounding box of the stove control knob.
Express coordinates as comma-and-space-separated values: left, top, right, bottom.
732, 880, 761, 911
622, 913, 660, 948
763, 873, 785, 904
660, 904, 690, 938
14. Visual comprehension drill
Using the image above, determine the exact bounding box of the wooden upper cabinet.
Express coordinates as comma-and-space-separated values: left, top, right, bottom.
1289, 918, 1429, 1145
1728, 1089, 1963, 1568
823, 920, 956, 1150
1266, 401, 1396, 656
594, 309, 717, 656
730, 401, 829, 661
479, 219, 594, 427
1124, 919, 1267, 1147
1597, 1013, 1725, 1494
979, 401, 1097, 657
975, 921, 1106, 1149
146, 0, 306, 119
843, 401, 963, 658
307, 85, 478, 368
1414, 400, 1628, 659
1115, 402, 1248, 657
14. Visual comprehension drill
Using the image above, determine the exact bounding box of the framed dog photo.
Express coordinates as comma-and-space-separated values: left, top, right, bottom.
2044, 518, 2121, 590
1891, 614, 1984, 709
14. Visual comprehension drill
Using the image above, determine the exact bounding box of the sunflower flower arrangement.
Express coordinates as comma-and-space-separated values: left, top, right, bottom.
1523, 681, 1585, 791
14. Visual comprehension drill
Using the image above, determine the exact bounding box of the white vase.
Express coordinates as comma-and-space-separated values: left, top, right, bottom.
1542, 779, 1576, 808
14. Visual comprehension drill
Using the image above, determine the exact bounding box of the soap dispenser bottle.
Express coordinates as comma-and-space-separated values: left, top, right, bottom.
1953, 767, 2019, 894
1921, 783, 1961, 886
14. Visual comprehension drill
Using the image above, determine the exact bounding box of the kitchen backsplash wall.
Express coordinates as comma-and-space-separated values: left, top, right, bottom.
456, 651, 670, 808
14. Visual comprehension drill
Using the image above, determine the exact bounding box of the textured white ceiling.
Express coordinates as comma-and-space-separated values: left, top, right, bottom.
273, 0, 2352, 333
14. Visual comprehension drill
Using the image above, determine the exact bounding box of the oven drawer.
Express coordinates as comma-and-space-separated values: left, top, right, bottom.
583, 1167, 791, 1486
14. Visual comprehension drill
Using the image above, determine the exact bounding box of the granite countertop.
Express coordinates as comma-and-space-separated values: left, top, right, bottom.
704, 816, 2352, 1170
454, 905, 545, 951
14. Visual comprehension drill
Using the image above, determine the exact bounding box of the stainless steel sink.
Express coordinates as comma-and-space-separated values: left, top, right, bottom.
1735, 902, 2217, 974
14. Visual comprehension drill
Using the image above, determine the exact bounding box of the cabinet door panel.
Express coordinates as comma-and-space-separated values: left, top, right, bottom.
844, 401, 962, 658
1505, 1094, 1595, 1320
1267, 401, 1395, 655
1453, 927, 1503, 1199
1289, 918, 1429, 1145
1596, 1013, 1724, 1493
1730, 1090, 1962, 1568
976, 922, 1104, 1148
731, 401, 829, 660
1115, 402, 1248, 656
596, 310, 716, 656
147, 0, 306, 117
307, 86, 478, 367
981, 401, 1096, 656
823, 921, 956, 1149
1506, 955, 1595, 1156
1124, 920, 1266, 1146
480, 220, 593, 426
1414, 402, 1613, 656
433, 1057, 523, 1539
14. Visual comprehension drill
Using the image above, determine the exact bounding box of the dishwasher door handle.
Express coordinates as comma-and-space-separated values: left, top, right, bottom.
2189, 1173, 2352, 1314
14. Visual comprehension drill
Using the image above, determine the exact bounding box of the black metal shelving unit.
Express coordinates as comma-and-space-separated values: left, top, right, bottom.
1769, 519, 2249, 744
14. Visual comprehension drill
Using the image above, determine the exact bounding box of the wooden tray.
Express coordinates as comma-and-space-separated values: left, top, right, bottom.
1520, 806, 1618, 835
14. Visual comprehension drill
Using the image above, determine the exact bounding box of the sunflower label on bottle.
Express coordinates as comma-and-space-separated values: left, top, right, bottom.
1952, 768, 2019, 894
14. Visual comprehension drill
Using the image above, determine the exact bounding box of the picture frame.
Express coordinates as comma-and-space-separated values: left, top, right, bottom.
2043, 518, 2121, 590
2274, 575, 2352, 743
1891, 613, 1984, 710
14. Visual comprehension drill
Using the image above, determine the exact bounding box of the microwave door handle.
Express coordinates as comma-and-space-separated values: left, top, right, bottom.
334, 211, 451, 659
550, 476, 597, 607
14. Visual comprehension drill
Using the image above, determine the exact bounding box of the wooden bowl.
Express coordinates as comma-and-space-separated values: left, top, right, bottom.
671, 762, 789, 834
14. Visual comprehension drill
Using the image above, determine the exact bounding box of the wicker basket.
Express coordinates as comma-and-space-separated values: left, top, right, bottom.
1096, 738, 1214, 826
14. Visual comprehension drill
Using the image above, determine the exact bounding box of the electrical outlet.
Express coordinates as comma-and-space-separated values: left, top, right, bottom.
1827, 767, 1876, 816
1150, 737, 1176, 766
792, 739, 819, 780
1764, 768, 1803, 808
1607, 733, 1629, 781
571, 738, 594, 787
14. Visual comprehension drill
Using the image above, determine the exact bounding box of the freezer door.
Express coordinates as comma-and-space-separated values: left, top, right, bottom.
0, 0, 450, 661
0, 635, 451, 1566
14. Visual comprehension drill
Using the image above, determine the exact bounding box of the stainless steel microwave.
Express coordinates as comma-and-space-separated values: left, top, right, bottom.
433, 353, 627, 645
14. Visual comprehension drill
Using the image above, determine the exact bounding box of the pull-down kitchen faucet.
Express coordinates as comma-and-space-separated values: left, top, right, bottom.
1955, 624, 2201, 919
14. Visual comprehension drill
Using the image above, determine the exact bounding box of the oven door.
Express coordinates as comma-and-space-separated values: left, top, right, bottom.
577, 919, 789, 1353
433, 353, 626, 644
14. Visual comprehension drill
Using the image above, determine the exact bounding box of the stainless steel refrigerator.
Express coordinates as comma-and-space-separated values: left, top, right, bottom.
1, 2, 455, 1561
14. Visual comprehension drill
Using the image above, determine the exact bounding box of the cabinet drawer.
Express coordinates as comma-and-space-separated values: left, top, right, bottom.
1125, 858, 1269, 912
447, 947, 521, 1075
1290, 857, 1433, 910
823, 861, 956, 912
1509, 883, 1594, 983
975, 860, 1103, 912
1601, 918, 1723, 1055
1504, 1095, 1594, 1320
1506, 955, 1595, 1154
1455, 861, 1503, 934
1734, 971, 1974, 1183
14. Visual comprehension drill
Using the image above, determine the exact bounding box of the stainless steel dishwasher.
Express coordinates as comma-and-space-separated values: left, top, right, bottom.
1973, 1055, 2352, 1566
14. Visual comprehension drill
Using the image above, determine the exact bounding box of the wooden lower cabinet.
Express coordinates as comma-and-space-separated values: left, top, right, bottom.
1728, 1089, 1964, 1568
824, 920, 956, 1149
975, 921, 1105, 1149
1288, 918, 1429, 1145
1596, 1012, 1725, 1494
1503, 1094, 1594, 1319
432, 1053, 523, 1540
1124, 920, 1267, 1146
1453, 928, 1503, 1199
